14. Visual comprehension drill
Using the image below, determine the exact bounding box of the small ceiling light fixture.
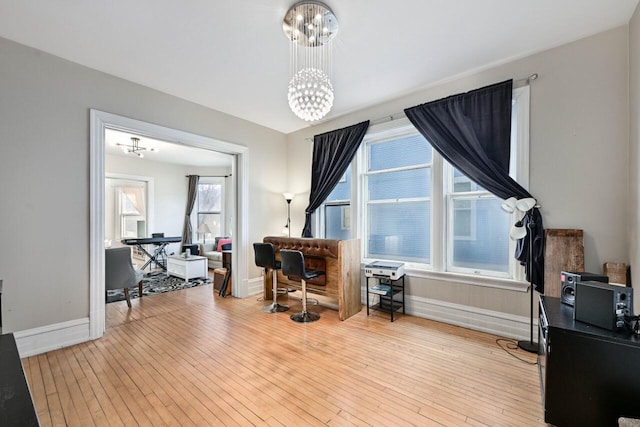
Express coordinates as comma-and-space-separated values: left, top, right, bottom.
283, 1, 338, 122
116, 137, 157, 158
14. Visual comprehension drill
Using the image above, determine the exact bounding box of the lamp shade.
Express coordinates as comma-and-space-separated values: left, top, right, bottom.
509, 221, 527, 240
283, 192, 295, 202
516, 197, 537, 212
501, 197, 517, 213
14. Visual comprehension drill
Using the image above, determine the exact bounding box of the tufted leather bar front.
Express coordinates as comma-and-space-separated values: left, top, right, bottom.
265, 237, 340, 259
262, 236, 362, 320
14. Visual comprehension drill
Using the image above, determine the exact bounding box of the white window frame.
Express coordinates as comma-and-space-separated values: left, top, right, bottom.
115, 186, 146, 240
193, 177, 225, 241
362, 121, 433, 267
317, 168, 353, 238
315, 86, 530, 288
444, 191, 509, 278
449, 171, 480, 241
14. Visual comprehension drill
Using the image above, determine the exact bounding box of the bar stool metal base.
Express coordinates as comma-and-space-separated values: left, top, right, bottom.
263, 267, 289, 313
290, 310, 320, 323
262, 302, 289, 313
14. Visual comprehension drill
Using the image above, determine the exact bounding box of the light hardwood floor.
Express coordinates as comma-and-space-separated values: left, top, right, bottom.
24, 284, 545, 426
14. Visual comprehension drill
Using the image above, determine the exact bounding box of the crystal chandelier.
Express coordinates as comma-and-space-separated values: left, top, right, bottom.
283, 1, 338, 122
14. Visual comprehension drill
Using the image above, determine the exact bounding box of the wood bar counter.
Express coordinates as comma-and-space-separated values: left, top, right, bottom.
263, 237, 361, 320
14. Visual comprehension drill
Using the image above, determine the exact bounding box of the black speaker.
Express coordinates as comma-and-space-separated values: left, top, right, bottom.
560, 271, 608, 306
574, 281, 633, 330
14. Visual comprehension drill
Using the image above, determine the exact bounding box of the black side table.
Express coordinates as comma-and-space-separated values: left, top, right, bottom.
366, 275, 405, 322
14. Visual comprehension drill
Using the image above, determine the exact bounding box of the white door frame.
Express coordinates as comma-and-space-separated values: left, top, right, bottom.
89, 109, 250, 339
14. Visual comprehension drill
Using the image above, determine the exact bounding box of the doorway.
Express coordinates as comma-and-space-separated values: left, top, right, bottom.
90, 110, 249, 339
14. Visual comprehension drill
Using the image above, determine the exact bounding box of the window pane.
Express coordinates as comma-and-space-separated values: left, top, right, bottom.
369, 134, 432, 171
453, 200, 472, 238
367, 201, 430, 263
121, 193, 140, 214
450, 198, 510, 272
198, 213, 221, 237
452, 168, 486, 192
368, 168, 431, 200
198, 183, 222, 211
121, 216, 143, 238
325, 204, 350, 239
326, 165, 351, 202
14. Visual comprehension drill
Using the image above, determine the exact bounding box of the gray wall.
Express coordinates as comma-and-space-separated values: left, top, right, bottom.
0, 37, 287, 332
0, 20, 635, 332
286, 26, 630, 317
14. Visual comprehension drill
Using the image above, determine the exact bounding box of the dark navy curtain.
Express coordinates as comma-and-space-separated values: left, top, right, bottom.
404, 80, 543, 292
301, 121, 369, 237
404, 80, 528, 199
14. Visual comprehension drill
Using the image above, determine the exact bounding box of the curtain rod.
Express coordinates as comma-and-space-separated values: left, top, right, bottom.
513, 73, 538, 88
366, 73, 539, 127
185, 174, 231, 178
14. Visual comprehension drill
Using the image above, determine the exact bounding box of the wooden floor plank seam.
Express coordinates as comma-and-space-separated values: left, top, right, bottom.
24, 283, 545, 426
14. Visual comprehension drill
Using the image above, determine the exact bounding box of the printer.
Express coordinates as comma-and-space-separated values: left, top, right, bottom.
364, 261, 405, 280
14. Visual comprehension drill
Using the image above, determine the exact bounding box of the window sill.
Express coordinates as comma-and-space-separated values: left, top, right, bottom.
361, 263, 529, 292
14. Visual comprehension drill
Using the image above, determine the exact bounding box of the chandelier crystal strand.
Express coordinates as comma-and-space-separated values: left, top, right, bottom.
283, 1, 338, 122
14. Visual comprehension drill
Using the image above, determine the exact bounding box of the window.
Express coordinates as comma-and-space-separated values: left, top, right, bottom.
446, 169, 510, 275
365, 132, 431, 264
118, 187, 146, 239
323, 165, 351, 240
196, 179, 223, 239
316, 86, 529, 280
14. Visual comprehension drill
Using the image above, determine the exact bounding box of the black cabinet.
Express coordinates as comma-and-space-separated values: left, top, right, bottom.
366, 275, 405, 322
539, 296, 640, 427
0, 333, 39, 426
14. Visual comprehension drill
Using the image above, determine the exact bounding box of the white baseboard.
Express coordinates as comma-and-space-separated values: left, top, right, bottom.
363, 289, 535, 340
405, 295, 535, 340
13, 290, 534, 357
13, 318, 91, 358
247, 276, 264, 296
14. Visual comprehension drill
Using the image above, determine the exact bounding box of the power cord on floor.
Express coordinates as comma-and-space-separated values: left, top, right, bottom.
495, 338, 538, 365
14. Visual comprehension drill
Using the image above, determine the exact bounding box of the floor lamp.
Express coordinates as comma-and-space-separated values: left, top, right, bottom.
283, 193, 294, 237
502, 197, 539, 353
197, 223, 211, 244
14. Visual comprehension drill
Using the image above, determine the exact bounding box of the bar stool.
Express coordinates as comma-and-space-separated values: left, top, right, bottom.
253, 243, 289, 313
280, 249, 324, 323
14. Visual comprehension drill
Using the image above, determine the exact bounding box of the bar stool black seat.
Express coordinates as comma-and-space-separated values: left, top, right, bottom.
254, 243, 289, 313
280, 249, 324, 323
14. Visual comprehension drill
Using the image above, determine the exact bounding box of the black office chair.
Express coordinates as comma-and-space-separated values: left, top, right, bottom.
254, 243, 289, 313
280, 249, 324, 323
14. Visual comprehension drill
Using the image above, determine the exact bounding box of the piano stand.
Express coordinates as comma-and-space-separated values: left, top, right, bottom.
121, 236, 182, 272
139, 243, 170, 271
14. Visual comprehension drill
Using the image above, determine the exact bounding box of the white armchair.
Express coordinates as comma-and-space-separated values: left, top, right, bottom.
198, 237, 231, 269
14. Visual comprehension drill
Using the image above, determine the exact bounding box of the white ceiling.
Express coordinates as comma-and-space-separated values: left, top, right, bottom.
0, 0, 638, 134
105, 128, 233, 167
